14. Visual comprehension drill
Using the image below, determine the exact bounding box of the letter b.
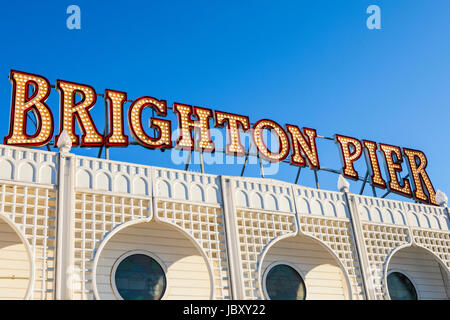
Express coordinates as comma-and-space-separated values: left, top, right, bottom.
230, 306, 238, 315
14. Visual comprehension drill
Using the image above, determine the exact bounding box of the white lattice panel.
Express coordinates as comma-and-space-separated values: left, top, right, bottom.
352, 195, 450, 300
361, 222, 410, 300
155, 199, 231, 300
354, 195, 412, 300
292, 185, 364, 300
0, 183, 57, 299
152, 167, 231, 299
0, 144, 448, 300
235, 208, 296, 299
298, 215, 365, 300
227, 177, 297, 299
412, 229, 450, 269
73, 192, 152, 299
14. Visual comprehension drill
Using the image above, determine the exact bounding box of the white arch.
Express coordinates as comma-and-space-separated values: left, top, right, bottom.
236, 190, 249, 207
206, 186, 219, 203
17, 162, 35, 182
95, 171, 112, 191
0, 213, 34, 300
114, 174, 130, 193
190, 184, 205, 202
173, 182, 188, 200
0, 159, 13, 180
264, 194, 278, 211
383, 243, 450, 300
76, 169, 92, 189
324, 201, 337, 217
132, 177, 148, 195
91, 217, 215, 300
251, 192, 264, 209
256, 230, 353, 300
279, 196, 292, 212
296, 197, 311, 214
310, 199, 324, 216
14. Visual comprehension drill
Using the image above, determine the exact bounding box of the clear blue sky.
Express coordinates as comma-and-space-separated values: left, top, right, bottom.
0, 1, 449, 202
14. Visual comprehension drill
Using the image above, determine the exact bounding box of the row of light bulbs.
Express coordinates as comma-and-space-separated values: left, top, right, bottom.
3, 70, 437, 205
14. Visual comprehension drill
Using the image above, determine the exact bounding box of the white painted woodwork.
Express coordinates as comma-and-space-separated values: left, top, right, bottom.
95, 221, 211, 300
262, 235, 349, 300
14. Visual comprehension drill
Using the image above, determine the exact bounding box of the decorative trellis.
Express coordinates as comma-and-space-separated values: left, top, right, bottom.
298, 215, 366, 300
0, 183, 57, 299
73, 191, 151, 299
0, 144, 447, 300
361, 222, 410, 300
154, 199, 231, 300
235, 209, 296, 299
413, 228, 450, 269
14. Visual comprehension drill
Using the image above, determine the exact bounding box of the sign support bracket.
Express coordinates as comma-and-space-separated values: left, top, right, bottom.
185, 150, 192, 171
359, 171, 369, 195
314, 170, 319, 189
294, 167, 301, 184
258, 153, 265, 178
240, 153, 249, 177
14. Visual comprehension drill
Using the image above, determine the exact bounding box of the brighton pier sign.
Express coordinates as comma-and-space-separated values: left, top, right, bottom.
3, 70, 437, 205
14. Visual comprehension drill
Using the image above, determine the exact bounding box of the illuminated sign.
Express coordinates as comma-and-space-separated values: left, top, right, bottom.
3, 70, 437, 205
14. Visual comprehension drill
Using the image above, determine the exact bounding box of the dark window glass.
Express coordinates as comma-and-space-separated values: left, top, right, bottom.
387, 272, 418, 300
265, 264, 306, 300
115, 254, 166, 300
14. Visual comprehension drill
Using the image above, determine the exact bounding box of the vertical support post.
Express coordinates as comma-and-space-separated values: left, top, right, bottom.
359, 171, 369, 195
220, 176, 244, 299
55, 152, 75, 299
314, 170, 319, 189
185, 150, 192, 171
343, 192, 376, 300
371, 185, 377, 197
294, 167, 301, 184
258, 154, 265, 178
97, 133, 104, 158
240, 153, 248, 177
200, 151, 205, 174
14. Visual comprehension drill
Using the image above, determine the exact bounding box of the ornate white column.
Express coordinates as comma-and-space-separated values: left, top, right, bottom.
339, 175, 376, 300
55, 130, 76, 299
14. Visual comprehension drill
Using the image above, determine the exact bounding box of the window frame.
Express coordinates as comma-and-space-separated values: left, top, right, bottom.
262, 261, 307, 300
110, 250, 168, 300
386, 269, 420, 300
